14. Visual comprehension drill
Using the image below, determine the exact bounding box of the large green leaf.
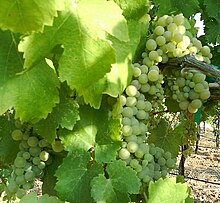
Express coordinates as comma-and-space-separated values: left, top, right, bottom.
55, 150, 103, 203
0, 116, 19, 164
20, 192, 63, 203
0, 30, 23, 87
148, 119, 182, 157
153, 0, 200, 18
205, 20, 220, 44
33, 96, 79, 143
0, 0, 65, 34
60, 105, 121, 155
94, 118, 121, 163
19, 0, 129, 90
148, 178, 189, 203
204, 0, 220, 23
91, 160, 141, 203
0, 61, 60, 123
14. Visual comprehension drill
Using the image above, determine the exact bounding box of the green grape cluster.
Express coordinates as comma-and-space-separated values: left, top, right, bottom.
143, 14, 212, 63
167, 70, 210, 113
6, 128, 53, 199
119, 143, 176, 184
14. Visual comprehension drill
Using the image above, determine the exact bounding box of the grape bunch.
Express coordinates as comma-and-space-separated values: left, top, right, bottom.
6, 127, 64, 199
119, 143, 176, 184
167, 70, 210, 113
143, 13, 211, 113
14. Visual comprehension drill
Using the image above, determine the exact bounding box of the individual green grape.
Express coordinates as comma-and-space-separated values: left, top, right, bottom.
200, 46, 211, 57
154, 171, 162, 180
173, 14, 184, 25
15, 168, 24, 176
140, 84, 150, 92
122, 117, 131, 126
132, 125, 141, 135
188, 103, 198, 113
140, 65, 149, 74
32, 157, 41, 165
163, 151, 172, 159
135, 149, 144, 159
176, 77, 185, 87
133, 67, 142, 77
179, 100, 189, 110
118, 148, 130, 160
149, 51, 159, 61
130, 159, 139, 168
148, 70, 159, 82
189, 89, 200, 100
135, 164, 142, 172
38, 139, 50, 148
192, 72, 206, 83
136, 110, 147, 120
143, 175, 151, 183
166, 158, 176, 168
52, 140, 64, 153
190, 99, 202, 109
32, 165, 42, 177
14, 157, 26, 168
122, 125, 132, 137
156, 36, 166, 46
144, 153, 153, 162
154, 26, 165, 35
194, 83, 204, 93
22, 182, 32, 190
40, 151, 50, 162
16, 188, 26, 199
11, 130, 23, 141
22, 152, 31, 160
27, 136, 39, 147
163, 31, 172, 41
38, 161, 46, 170
144, 101, 152, 112
122, 107, 133, 118
136, 100, 146, 110
146, 39, 157, 51
161, 170, 168, 177
24, 171, 35, 181
148, 85, 157, 95
125, 85, 138, 97
29, 146, 41, 156
15, 175, 26, 185
126, 96, 137, 107
199, 90, 210, 100
177, 41, 187, 51
127, 141, 138, 153
166, 42, 176, 52
158, 157, 166, 166
149, 146, 156, 155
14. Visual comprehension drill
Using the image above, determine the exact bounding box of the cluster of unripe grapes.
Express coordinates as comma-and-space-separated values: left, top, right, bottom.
118, 13, 213, 184
168, 70, 210, 113
6, 125, 64, 199
119, 142, 176, 183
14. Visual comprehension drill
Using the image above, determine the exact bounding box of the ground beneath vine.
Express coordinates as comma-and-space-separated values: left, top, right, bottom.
182, 127, 220, 203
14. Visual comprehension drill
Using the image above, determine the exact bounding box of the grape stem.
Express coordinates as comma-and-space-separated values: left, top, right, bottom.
167, 54, 220, 80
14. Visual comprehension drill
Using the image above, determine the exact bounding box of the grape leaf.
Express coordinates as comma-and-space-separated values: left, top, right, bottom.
18, 0, 129, 91
165, 98, 181, 112
148, 119, 182, 157
148, 178, 189, 203
33, 96, 79, 143
204, 0, 220, 23
20, 192, 63, 203
90, 174, 130, 203
95, 118, 121, 163
0, 116, 19, 164
153, 0, 200, 18
205, 20, 220, 44
0, 0, 65, 34
60, 105, 121, 153
55, 150, 103, 203
113, 0, 150, 20
80, 32, 134, 108
0, 61, 60, 123
0, 30, 23, 87
91, 160, 141, 203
